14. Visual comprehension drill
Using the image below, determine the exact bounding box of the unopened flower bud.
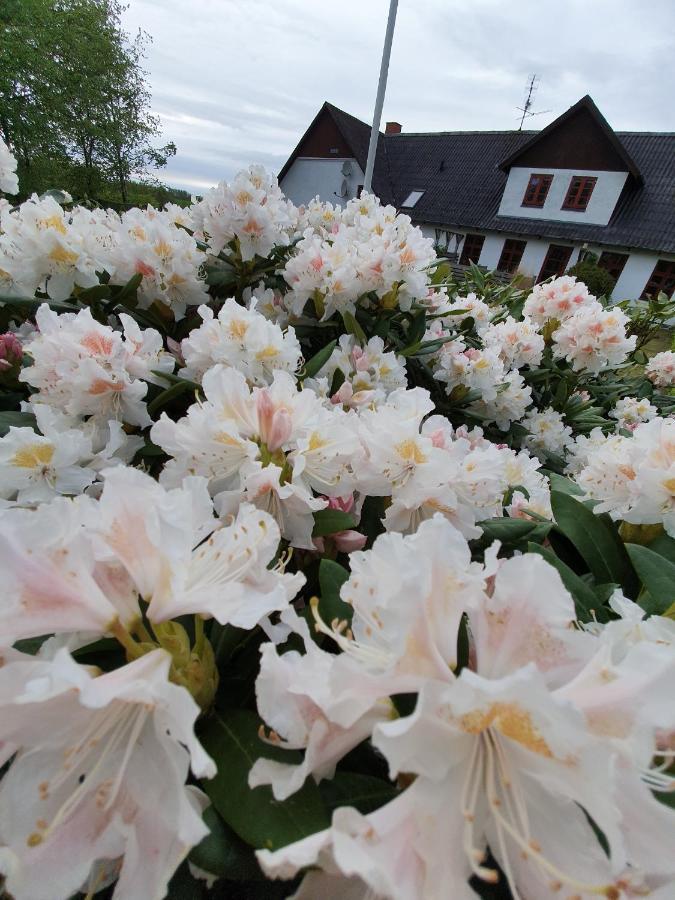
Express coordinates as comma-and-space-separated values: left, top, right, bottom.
0, 332, 22, 371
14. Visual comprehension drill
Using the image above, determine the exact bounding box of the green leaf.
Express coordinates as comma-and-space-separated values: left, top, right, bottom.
545, 472, 584, 497
478, 518, 551, 543
302, 339, 337, 379
320, 772, 398, 816
75, 283, 112, 303
527, 543, 600, 621
146, 379, 195, 416
115, 272, 143, 302
199, 709, 329, 850
0, 295, 80, 313
341, 310, 367, 344
312, 508, 356, 537
625, 544, 675, 615
318, 558, 352, 624
189, 805, 263, 880
0, 410, 37, 436
647, 532, 675, 566
403, 310, 427, 351
550, 491, 638, 596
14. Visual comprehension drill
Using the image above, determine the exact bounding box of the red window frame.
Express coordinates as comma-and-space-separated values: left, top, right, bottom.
521, 173, 553, 208
497, 239, 527, 274
642, 259, 675, 299
538, 244, 574, 282
459, 233, 485, 266
562, 176, 597, 211
597, 251, 629, 283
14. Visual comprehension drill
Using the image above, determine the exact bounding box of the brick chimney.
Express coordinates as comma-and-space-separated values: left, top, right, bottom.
385, 121, 402, 135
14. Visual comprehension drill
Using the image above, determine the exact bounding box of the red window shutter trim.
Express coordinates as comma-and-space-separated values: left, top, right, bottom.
521, 173, 553, 209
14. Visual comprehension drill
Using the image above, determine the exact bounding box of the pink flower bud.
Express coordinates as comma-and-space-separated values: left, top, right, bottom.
256, 390, 293, 451
327, 494, 355, 514
333, 529, 367, 553
0, 332, 22, 370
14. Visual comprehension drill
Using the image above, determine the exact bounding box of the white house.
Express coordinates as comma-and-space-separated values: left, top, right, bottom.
278, 97, 675, 301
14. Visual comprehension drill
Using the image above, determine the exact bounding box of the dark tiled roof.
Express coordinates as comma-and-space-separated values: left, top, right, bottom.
286, 102, 675, 255
383, 129, 675, 254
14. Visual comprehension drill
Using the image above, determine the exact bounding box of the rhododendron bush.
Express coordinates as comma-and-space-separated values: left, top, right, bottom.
2, 135, 675, 900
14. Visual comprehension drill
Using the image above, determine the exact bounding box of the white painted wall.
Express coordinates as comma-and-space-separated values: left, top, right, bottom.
477, 234, 503, 269
498, 167, 629, 226
280, 158, 364, 207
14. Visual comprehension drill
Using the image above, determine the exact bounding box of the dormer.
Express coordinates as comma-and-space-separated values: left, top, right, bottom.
497, 96, 642, 226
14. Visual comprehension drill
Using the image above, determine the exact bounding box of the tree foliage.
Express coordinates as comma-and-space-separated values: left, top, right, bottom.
0, 0, 176, 202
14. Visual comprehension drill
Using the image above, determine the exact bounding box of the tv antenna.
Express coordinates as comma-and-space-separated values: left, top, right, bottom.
517, 75, 551, 130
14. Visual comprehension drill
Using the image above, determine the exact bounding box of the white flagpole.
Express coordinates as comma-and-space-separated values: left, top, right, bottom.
362, 0, 399, 195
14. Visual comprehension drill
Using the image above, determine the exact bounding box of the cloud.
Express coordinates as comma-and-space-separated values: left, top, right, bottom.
122, 0, 675, 192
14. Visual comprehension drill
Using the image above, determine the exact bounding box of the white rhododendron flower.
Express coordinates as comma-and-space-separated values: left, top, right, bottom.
610, 396, 658, 431
0, 648, 214, 900
180, 299, 301, 384
1, 159, 674, 900
468, 370, 533, 430
522, 408, 574, 459
192, 165, 297, 261
523, 274, 597, 326
441, 292, 494, 334
109, 206, 208, 318
483, 316, 544, 370
552, 304, 636, 373
152, 366, 360, 547
0, 135, 19, 194
577, 416, 675, 536
310, 333, 407, 407
0, 195, 100, 301
258, 523, 675, 899
19, 304, 173, 429
432, 338, 506, 403
282, 193, 435, 319
646, 350, 675, 387
0, 466, 303, 643
0, 403, 127, 504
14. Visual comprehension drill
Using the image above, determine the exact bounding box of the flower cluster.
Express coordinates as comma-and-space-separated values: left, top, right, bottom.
646, 349, 675, 387
180, 299, 301, 385
192, 164, 297, 260
254, 516, 675, 900
523, 274, 596, 325
281, 193, 436, 319
1, 161, 674, 900
575, 416, 675, 536
0, 135, 19, 195
20, 304, 173, 432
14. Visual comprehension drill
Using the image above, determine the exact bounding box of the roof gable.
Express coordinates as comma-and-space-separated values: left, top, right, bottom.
278, 102, 392, 202
499, 96, 643, 183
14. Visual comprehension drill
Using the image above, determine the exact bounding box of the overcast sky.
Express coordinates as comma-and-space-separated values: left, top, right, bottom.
121, 0, 675, 194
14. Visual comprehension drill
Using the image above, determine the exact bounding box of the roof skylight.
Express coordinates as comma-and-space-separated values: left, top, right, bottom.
401, 190, 424, 208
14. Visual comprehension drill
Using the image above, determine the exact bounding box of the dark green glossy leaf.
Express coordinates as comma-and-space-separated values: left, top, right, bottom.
199, 709, 329, 850
550, 491, 638, 596
189, 805, 263, 880
320, 772, 398, 816
0, 410, 37, 436
478, 518, 550, 543
626, 543, 675, 615
317, 558, 352, 625
302, 339, 337, 379
146, 379, 196, 416
312, 508, 356, 537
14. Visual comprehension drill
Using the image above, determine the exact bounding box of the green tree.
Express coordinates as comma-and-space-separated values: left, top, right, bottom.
0, 0, 176, 202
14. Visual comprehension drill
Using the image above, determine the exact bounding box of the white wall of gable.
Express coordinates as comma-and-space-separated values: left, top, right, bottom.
498, 167, 629, 226
280, 158, 365, 207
